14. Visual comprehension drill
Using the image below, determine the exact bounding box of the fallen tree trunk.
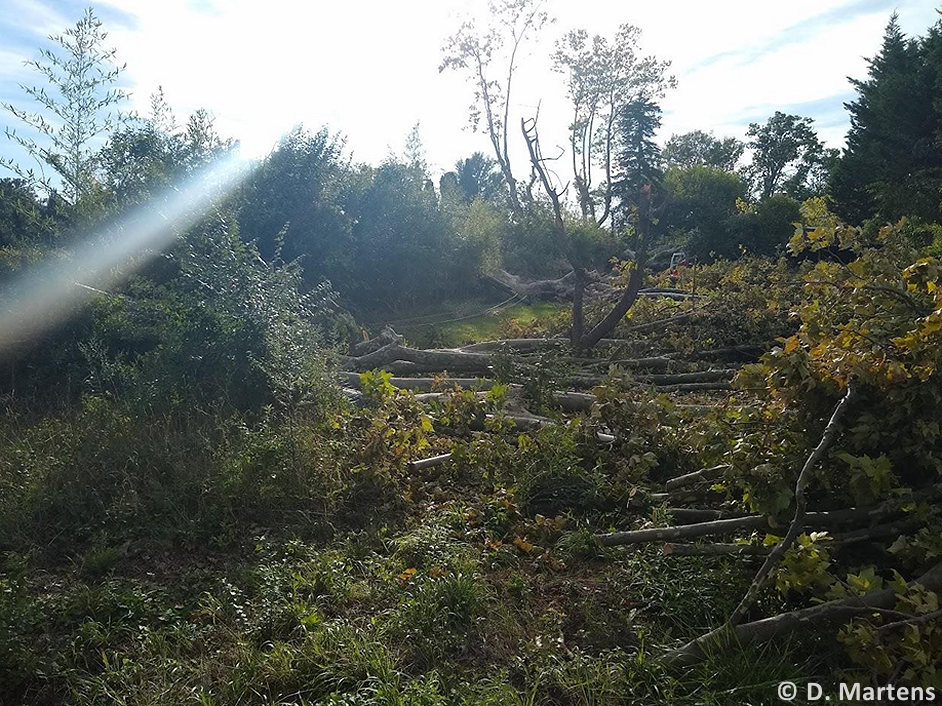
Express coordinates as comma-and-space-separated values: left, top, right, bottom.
595, 515, 772, 547
578, 356, 673, 370
459, 338, 568, 353
656, 381, 731, 393
638, 370, 736, 386
487, 269, 577, 301
459, 337, 636, 354
668, 508, 749, 524
596, 491, 936, 547
661, 561, 942, 668
341, 343, 492, 373
554, 391, 596, 412
665, 464, 731, 491
350, 326, 403, 356
663, 543, 770, 557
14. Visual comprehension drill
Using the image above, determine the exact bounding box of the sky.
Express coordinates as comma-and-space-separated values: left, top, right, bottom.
0, 0, 939, 182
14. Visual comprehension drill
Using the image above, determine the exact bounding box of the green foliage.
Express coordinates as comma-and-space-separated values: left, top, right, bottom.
389, 571, 488, 667
832, 14, 942, 224
663, 130, 744, 172
839, 583, 942, 688
745, 111, 834, 200
773, 532, 834, 594
0, 178, 63, 249
492, 346, 570, 414
238, 126, 350, 281
613, 97, 663, 222
1, 8, 129, 208
662, 165, 746, 259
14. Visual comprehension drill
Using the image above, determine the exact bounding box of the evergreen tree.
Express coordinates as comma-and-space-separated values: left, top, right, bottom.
832, 13, 942, 223
613, 98, 662, 220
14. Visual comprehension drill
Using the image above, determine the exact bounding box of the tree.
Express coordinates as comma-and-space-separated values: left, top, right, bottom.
1, 8, 128, 207
552, 24, 674, 224
445, 152, 504, 204
0, 177, 62, 248
745, 112, 829, 200
663, 130, 744, 172
522, 114, 649, 349
238, 126, 350, 280
831, 14, 942, 223
661, 165, 746, 258
612, 97, 663, 222
440, 0, 551, 218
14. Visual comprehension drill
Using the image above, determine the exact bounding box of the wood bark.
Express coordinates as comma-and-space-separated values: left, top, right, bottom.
663, 543, 770, 557
665, 465, 731, 491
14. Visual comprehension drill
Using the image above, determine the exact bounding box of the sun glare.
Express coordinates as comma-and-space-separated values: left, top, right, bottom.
0, 151, 257, 355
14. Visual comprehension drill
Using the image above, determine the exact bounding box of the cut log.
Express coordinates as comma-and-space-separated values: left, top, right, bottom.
581, 356, 673, 370
408, 453, 453, 471
595, 515, 772, 547
663, 543, 770, 556
669, 508, 750, 524
638, 370, 736, 386
554, 391, 596, 412
596, 491, 937, 547
665, 465, 731, 491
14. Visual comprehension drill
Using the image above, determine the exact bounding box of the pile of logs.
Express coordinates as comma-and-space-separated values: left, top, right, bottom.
340, 326, 942, 668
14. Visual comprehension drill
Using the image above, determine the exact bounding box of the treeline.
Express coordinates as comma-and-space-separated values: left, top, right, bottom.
0, 8, 939, 398
3, 11, 941, 315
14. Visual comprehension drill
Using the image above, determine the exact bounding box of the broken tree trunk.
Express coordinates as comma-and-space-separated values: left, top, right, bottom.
487, 269, 577, 301
350, 326, 403, 356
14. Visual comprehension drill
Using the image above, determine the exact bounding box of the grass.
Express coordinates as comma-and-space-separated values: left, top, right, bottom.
0, 357, 850, 705
367, 297, 567, 348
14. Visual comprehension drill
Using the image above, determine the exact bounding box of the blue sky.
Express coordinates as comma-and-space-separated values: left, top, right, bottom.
1, 0, 939, 180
